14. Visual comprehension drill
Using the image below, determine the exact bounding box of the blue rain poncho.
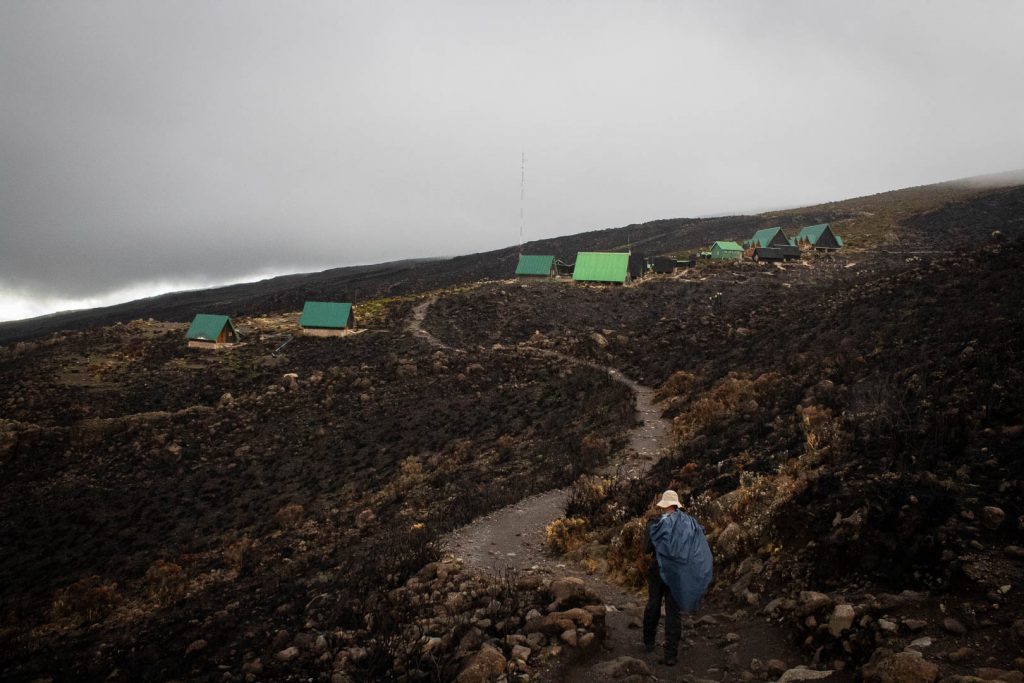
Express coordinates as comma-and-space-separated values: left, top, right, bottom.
648, 510, 714, 613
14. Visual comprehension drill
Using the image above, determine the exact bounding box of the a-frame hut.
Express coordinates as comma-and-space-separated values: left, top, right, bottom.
300, 302, 355, 337
794, 223, 844, 250
186, 314, 240, 349
515, 255, 556, 278
746, 227, 790, 249
572, 252, 631, 284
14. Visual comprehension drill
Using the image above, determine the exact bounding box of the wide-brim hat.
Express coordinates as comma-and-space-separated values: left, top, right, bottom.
656, 490, 681, 508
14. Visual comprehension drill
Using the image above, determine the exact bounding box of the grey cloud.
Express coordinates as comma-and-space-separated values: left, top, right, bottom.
2, 1, 1023, 310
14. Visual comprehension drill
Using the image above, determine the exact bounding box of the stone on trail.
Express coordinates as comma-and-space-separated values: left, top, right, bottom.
943, 616, 968, 635
591, 656, 651, 679
549, 576, 588, 605
778, 668, 835, 682
799, 591, 833, 614
861, 648, 938, 683
276, 646, 300, 662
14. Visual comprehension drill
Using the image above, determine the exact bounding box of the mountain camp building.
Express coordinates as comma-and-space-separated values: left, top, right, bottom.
746, 227, 790, 249
299, 301, 355, 336
572, 252, 631, 284
186, 314, 240, 349
515, 254, 556, 278
710, 241, 744, 260
751, 247, 785, 263
628, 253, 648, 280
794, 223, 844, 250
651, 256, 676, 274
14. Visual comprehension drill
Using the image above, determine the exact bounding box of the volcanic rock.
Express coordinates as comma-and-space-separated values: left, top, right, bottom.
591, 655, 651, 679
456, 644, 506, 683
828, 604, 855, 637
861, 648, 938, 683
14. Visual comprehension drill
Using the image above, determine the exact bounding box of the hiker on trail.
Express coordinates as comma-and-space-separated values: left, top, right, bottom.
643, 489, 714, 666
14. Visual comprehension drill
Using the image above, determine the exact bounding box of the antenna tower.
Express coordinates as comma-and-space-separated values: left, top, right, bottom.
519, 151, 525, 253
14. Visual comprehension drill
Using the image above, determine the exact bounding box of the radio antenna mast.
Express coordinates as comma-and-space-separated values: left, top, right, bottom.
519, 151, 525, 253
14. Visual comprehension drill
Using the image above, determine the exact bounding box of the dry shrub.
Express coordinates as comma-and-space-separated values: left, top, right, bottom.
580, 435, 611, 463
275, 503, 305, 528
673, 372, 780, 442
565, 475, 609, 521
800, 404, 839, 451
144, 560, 187, 603
52, 576, 120, 622
223, 536, 254, 569
545, 517, 588, 555
655, 370, 696, 403
607, 517, 650, 588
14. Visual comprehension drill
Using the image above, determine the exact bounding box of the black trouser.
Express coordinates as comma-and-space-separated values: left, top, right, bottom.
643, 569, 682, 658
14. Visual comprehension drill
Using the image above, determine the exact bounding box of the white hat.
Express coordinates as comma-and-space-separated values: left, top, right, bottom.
656, 490, 681, 508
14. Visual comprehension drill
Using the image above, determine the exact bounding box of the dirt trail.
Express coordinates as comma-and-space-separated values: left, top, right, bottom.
412, 297, 813, 682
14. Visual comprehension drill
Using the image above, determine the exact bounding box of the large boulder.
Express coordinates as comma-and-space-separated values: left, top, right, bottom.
456, 644, 506, 683
862, 649, 938, 683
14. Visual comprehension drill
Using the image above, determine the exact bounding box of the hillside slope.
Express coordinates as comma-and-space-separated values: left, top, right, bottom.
2, 176, 1024, 681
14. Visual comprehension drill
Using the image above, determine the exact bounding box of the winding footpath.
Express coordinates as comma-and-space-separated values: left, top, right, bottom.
407, 296, 807, 683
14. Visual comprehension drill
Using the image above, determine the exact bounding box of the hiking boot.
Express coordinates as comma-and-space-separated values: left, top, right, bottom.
643, 641, 655, 653
658, 655, 678, 666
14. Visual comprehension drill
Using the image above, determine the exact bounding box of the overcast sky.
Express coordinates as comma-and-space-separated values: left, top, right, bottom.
2, 1, 1023, 321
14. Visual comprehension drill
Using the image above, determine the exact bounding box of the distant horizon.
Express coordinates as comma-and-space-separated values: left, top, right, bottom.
3, 166, 1023, 325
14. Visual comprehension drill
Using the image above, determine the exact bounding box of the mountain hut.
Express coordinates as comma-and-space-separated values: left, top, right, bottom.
628, 253, 649, 280
710, 241, 744, 260
572, 252, 631, 284
300, 301, 355, 337
515, 254, 556, 278
746, 227, 790, 249
186, 314, 240, 349
777, 245, 801, 260
794, 223, 844, 250
752, 247, 785, 263
651, 256, 676, 274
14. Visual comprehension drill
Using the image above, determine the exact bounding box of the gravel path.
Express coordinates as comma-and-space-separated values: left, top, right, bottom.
412, 296, 817, 682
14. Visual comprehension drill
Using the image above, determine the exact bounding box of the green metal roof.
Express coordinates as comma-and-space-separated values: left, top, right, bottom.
747, 227, 787, 248
186, 314, 236, 341
299, 301, 353, 329
515, 254, 555, 276
711, 241, 743, 251
572, 252, 630, 283
795, 223, 830, 244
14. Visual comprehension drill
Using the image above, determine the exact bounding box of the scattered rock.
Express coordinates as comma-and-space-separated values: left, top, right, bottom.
943, 617, 968, 635
779, 668, 835, 682
276, 646, 300, 662
904, 619, 928, 632
591, 656, 651, 679
548, 577, 587, 605
981, 506, 1006, 530
799, 591, 833, 615
185, 639, 207, 654
948, 647, 973, 663
511, 644, 531, 662
862, 648, 938, 683
456, 644, 506, 683
976, 667, 1024, 682
828, 604, 855, 638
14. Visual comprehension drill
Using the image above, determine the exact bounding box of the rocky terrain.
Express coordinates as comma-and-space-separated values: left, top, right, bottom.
2, 176, 1024, 682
